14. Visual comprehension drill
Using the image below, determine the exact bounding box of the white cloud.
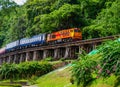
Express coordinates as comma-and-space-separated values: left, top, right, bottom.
13, 0, 26, 5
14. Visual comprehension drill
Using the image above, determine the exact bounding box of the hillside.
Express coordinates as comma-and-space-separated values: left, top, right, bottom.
35, 64, 76, 87
0, 0, 120, 47
33, 64, 120, 87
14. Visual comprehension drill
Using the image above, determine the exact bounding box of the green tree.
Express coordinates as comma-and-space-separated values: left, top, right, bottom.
72, 52, 97, 86
0, 0, 18, 47
83, 0, 120, 39
40, 4, 82, 33
97, 39, 120, 77
0, 63, 19, 83
6, 16, 27, 42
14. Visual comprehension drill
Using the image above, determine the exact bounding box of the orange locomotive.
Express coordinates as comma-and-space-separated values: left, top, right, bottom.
47, 28, 82, 44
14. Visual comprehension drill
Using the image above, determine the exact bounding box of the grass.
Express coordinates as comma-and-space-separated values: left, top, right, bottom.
0, 61, 120, 87
0, 86, 12, 87
0, 79, 26, 87
33, 64, 120, 87
35, 65, 76, 87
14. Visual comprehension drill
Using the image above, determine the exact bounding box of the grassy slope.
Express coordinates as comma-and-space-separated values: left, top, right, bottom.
36, 65, 76, 87
0, 63, 119, 87
35, 64, 120, 87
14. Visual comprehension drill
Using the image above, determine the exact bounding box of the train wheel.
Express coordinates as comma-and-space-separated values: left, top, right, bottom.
54, 41, 57, 44
68, 38, 72, 42
52, 41, 54, 44
49, 41, 52, 45
65, 38, 68, 42
62, 39, 64, 42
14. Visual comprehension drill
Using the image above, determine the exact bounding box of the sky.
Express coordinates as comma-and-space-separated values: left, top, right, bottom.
13, 0, 27, 5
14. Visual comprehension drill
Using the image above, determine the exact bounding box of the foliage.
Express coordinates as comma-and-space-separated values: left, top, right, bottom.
83, 0, 120, 39
40, 4, 82, 33
0, 83, 22, 87
71, 38, 120, 86
97, 40, 120, 77
43, 57, 53, 61
0, 61, 53, 81
0, 0, 119, 47
59, 58, 66, 61
0, 63, 19, 82
72, 52, 97, 86
33, 63, 120, 87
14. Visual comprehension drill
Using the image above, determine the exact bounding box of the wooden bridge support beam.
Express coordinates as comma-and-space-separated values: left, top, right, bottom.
26, 52, 31, 61
2, 57, 5, 64
20, 53, 23, 63
8, 56, 12, 63
4, 57, 7, 63
9, 55, 14, 63
39, 50, 43, 60
71, 47, 77, 59
20, 53, 26, 63
1, 58, 3, 64
17, 54, 20, 64
0, 58, 3, 65
43, 50, 49, 59
49, 49, 54, 59
79, 45, 84, 54
71, 47, 74, 59
54, 49, 60, 59
59, 48, 65, 58
64, 47, 71, 59
13, 55, 18, 63
92, 43, 97, 49
30, 52, 34, 61
26, 52, 34, 61
86, 44, 91, 53
0, 58, 1, 65
88, 44, 93, 53
33, 51, 39, 61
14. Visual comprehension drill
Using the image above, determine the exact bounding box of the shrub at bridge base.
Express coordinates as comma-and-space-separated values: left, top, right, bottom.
0, 61, 53, 82
71, 52, 98, 87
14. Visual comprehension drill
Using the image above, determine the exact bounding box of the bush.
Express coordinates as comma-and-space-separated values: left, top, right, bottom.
97, 40, 120, 77
43, 57, 53, 61
59, 58, 66, 61
71, 38, 120, 87
72, 53, 97, 86
0, 63, 20, 82
0, 61, 53, 81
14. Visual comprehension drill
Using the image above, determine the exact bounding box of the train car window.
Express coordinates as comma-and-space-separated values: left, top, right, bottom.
39, 36, 41, 40
70, 30, 73, 32
74, 29, 81, 32
52, 35, 56, 38
42, 36, 44, 40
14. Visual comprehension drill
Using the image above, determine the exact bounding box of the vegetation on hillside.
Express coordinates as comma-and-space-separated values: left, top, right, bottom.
72, 39, 120, 87
35, 63, 120, 87
0, 0, 120, 47
0, 61, 53, 82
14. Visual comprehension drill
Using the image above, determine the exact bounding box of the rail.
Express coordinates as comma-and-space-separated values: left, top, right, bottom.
0, 35, 120, 58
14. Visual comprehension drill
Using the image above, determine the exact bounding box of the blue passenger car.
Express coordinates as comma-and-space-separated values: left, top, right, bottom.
29, 34, 46, 45
6, 40, 19, 52
19, 34, 46, 48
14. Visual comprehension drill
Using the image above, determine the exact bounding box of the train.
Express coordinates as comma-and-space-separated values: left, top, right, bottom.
0, 28, 82, 55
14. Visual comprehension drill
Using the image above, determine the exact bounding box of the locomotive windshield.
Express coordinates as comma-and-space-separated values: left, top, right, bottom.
74, 29, 81, 32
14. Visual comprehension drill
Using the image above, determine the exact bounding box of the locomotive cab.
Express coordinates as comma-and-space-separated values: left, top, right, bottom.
73, 28, 82, 40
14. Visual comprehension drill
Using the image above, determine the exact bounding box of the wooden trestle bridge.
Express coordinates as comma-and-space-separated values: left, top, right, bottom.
0, 35, 119, 65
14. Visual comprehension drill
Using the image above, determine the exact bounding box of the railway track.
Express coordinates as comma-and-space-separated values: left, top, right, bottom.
0, 35, 119, 58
